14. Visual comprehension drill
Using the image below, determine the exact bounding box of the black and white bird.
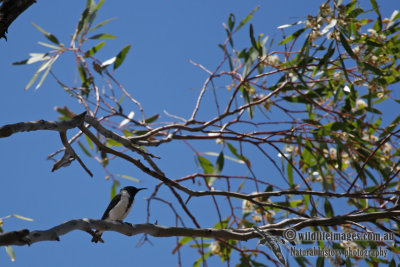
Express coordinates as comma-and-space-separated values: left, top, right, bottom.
92, 186, 146, 243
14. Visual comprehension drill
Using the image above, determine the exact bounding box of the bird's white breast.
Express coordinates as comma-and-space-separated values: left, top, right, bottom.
107, 191, 133, 221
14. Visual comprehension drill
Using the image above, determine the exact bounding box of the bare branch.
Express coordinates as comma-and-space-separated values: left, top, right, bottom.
2, 210, 400, 247
0, 112, 86, 138
0, 229, 29, 246
0, 0, 36, 40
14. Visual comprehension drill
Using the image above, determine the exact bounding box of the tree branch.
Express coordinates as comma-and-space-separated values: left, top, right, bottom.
0, 112, 86, 138
1, 210, 399, 247
0, 229, 29, 246
0, 0, 36, 40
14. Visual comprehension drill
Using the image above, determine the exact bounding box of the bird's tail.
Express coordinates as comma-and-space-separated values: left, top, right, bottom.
91, 230, 104, 243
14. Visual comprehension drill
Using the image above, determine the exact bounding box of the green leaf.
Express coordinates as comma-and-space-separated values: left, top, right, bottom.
84, 41, 106, 57
369, 0, 381, 17
227, 13, 235, 31
76, 7, 90, 37
193, 252, 212, 267
318, 41, 335, 67
339, 32, 355, 58
85, 135, 94, 150
111, 180, 120, 199
316, 256, 324, 267
278, 28, 306, 45
287, 162, 293, 187
197, 155, 214, 174
5, 246, 15, 262
106, 139, 123, 147
144, 114, 160, 124
226, 142, 248, 163
114, 45, 132, 70
95, 0, 105, 11
172, 236, 194, 254
249, 24, 258, 49
78, 141, 93, 157
89, 33, 116, 39
213, 217, 230, 229
32, 23, 60, 44
178, 236, 193, 246
361, 62, 383, 76
324, 198, 334, 217
214, 152, 225, 175
123, 129, 133, 137
90, 18, 116, 32
234, 6, 260, 32
240, 85, 254, 118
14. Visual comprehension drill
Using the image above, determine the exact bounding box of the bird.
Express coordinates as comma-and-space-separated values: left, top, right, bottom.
91, 186, 146, 243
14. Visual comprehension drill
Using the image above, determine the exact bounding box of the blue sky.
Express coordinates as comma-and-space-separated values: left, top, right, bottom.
0, 0, 399, 266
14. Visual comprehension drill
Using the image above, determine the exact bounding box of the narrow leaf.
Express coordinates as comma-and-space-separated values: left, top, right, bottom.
38, 41, 61, 50
85, 134, 94, 150
76, 7, 90, 37
106, 139, 123, 147
277, 20, 304, 29
89, 33, 116, 39
234, 6, 260, 32
32, 23, 60, 44
25, 61, 50, 90
90, 18, 116, 32
361, 62, 383, 76
369, 0, 381, 17
278, 28, 306, 45
84, 41, 106, 58
197, 155, 214, 174
13, 53, 50, 65
226, 142, 248, 163
214, 152, 225, 174
114, 45, 132, 70
339, 32, 355, 58
5, 246, 15, 262
287, 163, 293, 187
35, 55, 59, 90
227, 13, 235, 31
110, 180, 120, 199
172, 236, 193, 254
324, 198, 334, 217
78, 141, 93, 157
144, 114, 160, 124
115, 174, 140, 183
12, 214, 34, 222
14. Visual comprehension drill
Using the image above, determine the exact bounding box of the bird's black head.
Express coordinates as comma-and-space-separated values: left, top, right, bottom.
121, 186, 146, 197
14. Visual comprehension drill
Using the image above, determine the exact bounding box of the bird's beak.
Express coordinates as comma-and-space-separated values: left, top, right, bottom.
138, 188, 147, 191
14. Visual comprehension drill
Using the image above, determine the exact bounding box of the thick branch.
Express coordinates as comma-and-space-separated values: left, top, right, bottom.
0, 229, 29, 246
0, 112, 86, 138
1, 210, 399, 246
0, 0, 36, 40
